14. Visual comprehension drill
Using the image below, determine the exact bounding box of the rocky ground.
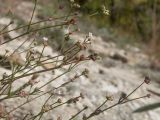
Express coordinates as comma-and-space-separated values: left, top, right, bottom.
0, 1, 160, 120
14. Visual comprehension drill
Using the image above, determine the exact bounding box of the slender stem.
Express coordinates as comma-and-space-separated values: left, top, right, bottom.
121, 95, 149, 104
0, 14, 76, 36
0, 22, 12, 32
11, 33, 35, 56
69, 107, 88, 120
38, 45, 45, 61
122, 82, 144, 101
95, 99, 108, 111
27, 0, 37, 31
0, 23, 67, 45
4, 70, 82, 114
34, 94, 53, 120
22, 114, 29, 120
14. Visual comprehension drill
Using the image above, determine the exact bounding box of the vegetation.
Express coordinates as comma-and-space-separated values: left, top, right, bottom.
77, 0, 160, 59
0, 0, 157, 119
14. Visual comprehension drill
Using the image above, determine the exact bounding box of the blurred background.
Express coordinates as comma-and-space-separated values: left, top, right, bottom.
1, 0, 160, 54
1, 0, 160, 57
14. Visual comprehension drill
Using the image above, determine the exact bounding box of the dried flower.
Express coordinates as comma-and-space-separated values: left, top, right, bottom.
67, 95, 81, 104
9, 20, 14, 24
80, 93, 84, 99
84, 105, 88, 109
42, 104, 51, 112
2, 72, 8, 79
68, 18, 76, 25
146, 94, 151, 98
28, 74, 39, 86
93, 109, 102, 115
26, 49, 36, 61
64, 35, 70, 41
118, 92, 127, 103
88, 53, 98, 61
29, 49, 36, 55
74, 74, 79, 79
144, 76, 151, 84
82, 68, 89, 76
57, 98, 62, 103
18, 90, 29, 98
31, 74, 39, 80
70, 74, 79, 82
79, 55, 85, 61
106, 96, 113, 101
33, 41, 37, 46
8, 52, 25, 66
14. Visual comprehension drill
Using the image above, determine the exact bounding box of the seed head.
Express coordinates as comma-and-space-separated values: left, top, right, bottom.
146, 94, 151, 98
84, 105, 88, 109
80, 93, 84, 99
68, 18, 76, 25
57, 98, 62, 103
18, 90, 29, 98
144, 76, 151, 84
106, 96, 113, 101
79, 54, 85, 61
42, 104, 51, 112
82, 68, 89, 76
2, 72, 8, 79
9, 20, 14, 24
88, 53, 98, 61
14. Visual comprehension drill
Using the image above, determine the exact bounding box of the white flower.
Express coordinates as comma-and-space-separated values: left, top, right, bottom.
64, 28, 70, 34
101, 5, 110, 15
43, 37, 48, 46
43, 37, 48, 41
73, 3, 81, 8
70, 0, 74, 3
88, 32, 93, 40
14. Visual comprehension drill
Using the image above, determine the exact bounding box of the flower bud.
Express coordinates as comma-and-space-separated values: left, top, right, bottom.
144, 76, 151, 84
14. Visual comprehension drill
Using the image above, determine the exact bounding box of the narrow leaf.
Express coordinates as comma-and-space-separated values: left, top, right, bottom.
133, 102, 160, 113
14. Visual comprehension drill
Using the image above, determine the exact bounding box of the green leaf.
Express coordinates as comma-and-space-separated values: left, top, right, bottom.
133, 102, 160, 113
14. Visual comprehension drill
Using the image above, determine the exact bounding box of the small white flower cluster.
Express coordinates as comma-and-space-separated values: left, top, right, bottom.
70, 0, 74, 2
88, 32, 93, 41
101, 5, 110, 15
43, 37, 48, 46
70, 0, 80, 8
43, 37, 48, 42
